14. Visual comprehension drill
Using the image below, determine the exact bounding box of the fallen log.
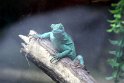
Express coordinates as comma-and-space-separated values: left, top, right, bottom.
19, 30, 96, 83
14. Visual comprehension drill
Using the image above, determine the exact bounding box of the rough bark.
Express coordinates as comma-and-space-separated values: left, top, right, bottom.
19, 30, 96, 83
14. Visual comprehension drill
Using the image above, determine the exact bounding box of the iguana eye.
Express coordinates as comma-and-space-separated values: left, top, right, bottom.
59, 27, 63, 30
59, 27, 64, 30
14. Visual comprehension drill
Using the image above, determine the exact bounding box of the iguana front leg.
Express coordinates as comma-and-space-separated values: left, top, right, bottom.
32, 32, 51, 39
50, 49, 72, 63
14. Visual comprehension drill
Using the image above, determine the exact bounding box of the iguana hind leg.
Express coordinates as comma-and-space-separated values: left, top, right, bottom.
73, 55, 84, 65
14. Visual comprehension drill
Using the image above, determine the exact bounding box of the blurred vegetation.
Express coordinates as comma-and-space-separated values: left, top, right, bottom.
106, 0, 124, 83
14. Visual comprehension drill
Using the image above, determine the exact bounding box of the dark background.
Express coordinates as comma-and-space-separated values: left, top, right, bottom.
0, 0, 122, 83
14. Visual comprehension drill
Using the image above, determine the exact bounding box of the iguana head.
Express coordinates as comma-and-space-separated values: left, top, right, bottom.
51, 23, 64, 33
50, 23, 65, 38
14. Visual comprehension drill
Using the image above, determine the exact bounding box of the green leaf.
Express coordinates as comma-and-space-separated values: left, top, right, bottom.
119, 27, 124, 33
109, 39, 119, 46
114, 29, 120, 33
107, 29, 113, 32
112, 71, 118, 78
119, 0, 124, 6
114, 14, 121, 19
107, 59, 119, 68
107, 20, 117, 23
116, 50, 123, 57
109, 50, 123, 57
109, 39, 122, 46
122, 21, 124, 24
111, 3, 118, 7
110, 24, 116, 28
121, 64, 124, 71
116, 23, 121, 28
109, 51, 116, 55
106, 71, 118, 80
109, 9, 121, 14
106, 76, 114, 80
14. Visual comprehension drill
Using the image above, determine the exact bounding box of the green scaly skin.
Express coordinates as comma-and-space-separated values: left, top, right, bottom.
34, 23, 84, 66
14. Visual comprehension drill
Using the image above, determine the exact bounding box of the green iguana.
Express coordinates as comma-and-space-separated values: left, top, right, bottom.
33, 23, 84, 67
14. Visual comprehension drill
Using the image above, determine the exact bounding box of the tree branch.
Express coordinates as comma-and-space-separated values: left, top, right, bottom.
19, 30, 96, 83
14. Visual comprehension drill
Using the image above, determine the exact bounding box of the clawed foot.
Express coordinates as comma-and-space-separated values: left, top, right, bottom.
71, 62, 85, 69
50, 56, 60, 64
71, 63, 90, 73
28, 34, 38, 41
28, 34, 43, 42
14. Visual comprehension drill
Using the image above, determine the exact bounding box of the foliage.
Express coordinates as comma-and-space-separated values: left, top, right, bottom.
106, 0, 124, 83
